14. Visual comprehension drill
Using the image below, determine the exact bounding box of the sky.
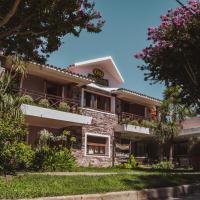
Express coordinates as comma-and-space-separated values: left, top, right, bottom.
47, 0, 188, 100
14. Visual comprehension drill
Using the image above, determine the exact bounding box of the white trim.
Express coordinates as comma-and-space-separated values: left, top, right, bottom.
83, 107, 116, 116
84, 88, 112, 98
74, 56, 124, 83
84, 132, 111, 158
81, 88, 84, 107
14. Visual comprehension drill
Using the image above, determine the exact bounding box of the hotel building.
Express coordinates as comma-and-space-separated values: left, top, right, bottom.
0, 55, 198, 167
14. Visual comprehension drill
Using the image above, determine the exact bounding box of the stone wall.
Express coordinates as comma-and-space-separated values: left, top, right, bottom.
74, 109, 118, 167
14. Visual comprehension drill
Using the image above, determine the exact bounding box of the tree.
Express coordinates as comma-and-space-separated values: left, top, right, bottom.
0, 55, 33, 175
134, 0, 200, 107
153, 86, 193, 161
0, 0, 105, 63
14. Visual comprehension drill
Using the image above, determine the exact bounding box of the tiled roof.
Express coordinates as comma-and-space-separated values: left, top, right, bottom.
29, 61, 94, 82
114, 88, 161, 102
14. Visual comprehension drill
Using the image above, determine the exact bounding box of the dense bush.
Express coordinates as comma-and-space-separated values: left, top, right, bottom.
38, 99, 50, 108
152, 161, 174, 170
58, 102, 70, 112
33, 146, 76, 171
21, 95, 34, 104
0, 142, 34, 174
118, 155, 137, 169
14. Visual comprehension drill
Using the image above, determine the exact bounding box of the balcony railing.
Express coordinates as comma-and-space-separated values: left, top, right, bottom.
118, 112, 150, 123
16, 88, 80, 113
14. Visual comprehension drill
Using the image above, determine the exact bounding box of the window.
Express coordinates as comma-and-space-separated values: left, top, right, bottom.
86, 135, 109, 156
46, 81, 62, 96
84, 91, 111, 112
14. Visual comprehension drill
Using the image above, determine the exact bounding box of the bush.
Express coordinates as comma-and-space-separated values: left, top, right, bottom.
0, 142, 34, 174
33, 146, 76, 171
77, 107, 83, 114
152, 161, 174, 170
58, 102, 70, 112
118, 155, 137, 169
38, 98, 50, 108
21, 95, 34, 104
129, 120, 139, 126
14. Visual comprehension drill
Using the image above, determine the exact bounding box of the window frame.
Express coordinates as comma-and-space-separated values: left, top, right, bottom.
84, 90, 111, 113
85, 133, 110, 158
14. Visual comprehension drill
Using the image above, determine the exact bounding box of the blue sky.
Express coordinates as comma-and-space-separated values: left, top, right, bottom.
48, 0, 188, 99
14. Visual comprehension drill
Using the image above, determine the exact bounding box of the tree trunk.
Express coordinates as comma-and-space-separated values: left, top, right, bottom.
169, 137, 174, 162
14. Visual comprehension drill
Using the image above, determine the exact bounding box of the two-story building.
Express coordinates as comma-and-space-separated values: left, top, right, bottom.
0, 55, 165, 167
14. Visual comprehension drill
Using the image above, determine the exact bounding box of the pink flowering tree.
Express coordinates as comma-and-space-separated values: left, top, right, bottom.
135, 0, 200, 107
0, 0, 105, 63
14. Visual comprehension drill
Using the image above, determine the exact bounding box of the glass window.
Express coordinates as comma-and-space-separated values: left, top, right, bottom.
84, 91, 111, 112
86, 135, 108, 156
46, 81, 62, 96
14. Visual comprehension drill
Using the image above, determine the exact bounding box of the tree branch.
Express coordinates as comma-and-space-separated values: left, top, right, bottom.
0, 0, 22, 28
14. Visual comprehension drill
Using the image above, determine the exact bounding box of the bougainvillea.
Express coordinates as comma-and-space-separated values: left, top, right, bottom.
135, 0, 200, 107
0, 0, 105, 63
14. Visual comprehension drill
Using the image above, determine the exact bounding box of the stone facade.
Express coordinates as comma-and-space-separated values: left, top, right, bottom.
74, 109, 118, 167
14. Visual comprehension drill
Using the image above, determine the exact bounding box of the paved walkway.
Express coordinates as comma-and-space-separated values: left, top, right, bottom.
28, 172, 134, 176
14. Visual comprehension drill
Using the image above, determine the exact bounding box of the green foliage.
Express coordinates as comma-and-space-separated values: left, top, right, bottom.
0, 0, 105, 63
58, 102, 70, 112
21, 95, 33, 105
152, 161, 174, 170
38, 99, 50, 108
77, 107, 83, 115
118, 155, 137, 169
0, 142, 34, 174
38, 129, 54, 147
33, 146, 76, 171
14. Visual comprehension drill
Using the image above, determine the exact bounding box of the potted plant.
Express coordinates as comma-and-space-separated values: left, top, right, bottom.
188, 141, 200, 171
38, 98, 50, 108
58, 102, 70, 112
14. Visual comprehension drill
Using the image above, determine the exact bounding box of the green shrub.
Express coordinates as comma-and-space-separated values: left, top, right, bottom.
0, 142, 34, 174
33, 146, 76, 171
118, 155, 137, 169
152, 161, 174, 170
22, 95, 34, 104
58, 102, 70, 112
77, 107, 83, 114
32, 146, 52, 171
129, 120, 139, 126
38, 98, 50, 108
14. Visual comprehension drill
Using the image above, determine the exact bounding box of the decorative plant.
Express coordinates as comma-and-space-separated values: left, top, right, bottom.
38, 98, 50, 108
22, 95, 34, 105
152, 161, 174, 170
58, 102, 70, 112
77, 107, 83, 115
38, 129, 54, 147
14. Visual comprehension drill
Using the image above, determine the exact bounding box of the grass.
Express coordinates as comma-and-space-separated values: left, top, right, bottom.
0, 173, 199, 199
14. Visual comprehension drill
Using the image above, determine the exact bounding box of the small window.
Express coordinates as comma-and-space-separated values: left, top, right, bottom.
46, 81, 62, 96
84, 91, 111, 112
86, 135, 109, 156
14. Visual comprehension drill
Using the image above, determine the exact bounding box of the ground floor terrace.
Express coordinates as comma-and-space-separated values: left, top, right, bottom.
24, 103, 196, 168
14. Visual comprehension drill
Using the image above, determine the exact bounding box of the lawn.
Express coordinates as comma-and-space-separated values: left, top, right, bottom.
0, 173, 199, 199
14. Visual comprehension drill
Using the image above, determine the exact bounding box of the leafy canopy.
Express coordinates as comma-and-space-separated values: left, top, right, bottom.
0, 0, 105, 63
135, 0, 200, 107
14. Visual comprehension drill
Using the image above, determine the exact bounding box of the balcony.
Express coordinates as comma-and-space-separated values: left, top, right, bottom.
115, 112, 153, 137
17, 89, 92, 127
17, 88, 80, 113
118, 112, 150, 123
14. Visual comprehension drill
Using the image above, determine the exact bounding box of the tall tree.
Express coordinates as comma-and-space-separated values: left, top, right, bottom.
135, 0, 200, 107
153, 86, 193, 161
0, 0, 105, 63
